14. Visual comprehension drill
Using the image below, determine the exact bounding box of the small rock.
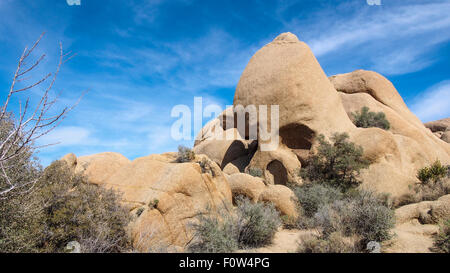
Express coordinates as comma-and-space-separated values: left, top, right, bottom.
65, 241, 81, 253
366, 241, 381, 253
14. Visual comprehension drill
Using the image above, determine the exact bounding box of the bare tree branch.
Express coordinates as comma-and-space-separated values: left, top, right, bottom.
0, 32, 83, 198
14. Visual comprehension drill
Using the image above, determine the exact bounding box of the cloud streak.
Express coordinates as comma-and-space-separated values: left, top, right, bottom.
410, 80, 450, 123
284, 1, 450, 75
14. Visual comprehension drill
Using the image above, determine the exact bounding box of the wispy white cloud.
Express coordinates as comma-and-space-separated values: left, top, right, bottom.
283, 1, 450, 75
39, 126, 91, 147
410, 80, 450, 122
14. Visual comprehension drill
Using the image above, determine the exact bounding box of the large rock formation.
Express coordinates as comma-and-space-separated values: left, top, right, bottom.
425, 118, 450, 143
63, 153, 233, 252
62, 32, 450, 253
195, 32, 450, 198
193, 107, 258, 174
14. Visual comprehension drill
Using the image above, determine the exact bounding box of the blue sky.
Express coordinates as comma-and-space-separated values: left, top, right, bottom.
0, 0, 449, 166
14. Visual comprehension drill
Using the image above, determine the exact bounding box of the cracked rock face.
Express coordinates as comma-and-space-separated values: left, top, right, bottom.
63, 152, 233, 251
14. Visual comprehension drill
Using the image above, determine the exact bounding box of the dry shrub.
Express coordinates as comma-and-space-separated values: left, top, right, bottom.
297, 232, 357, 253
188, 197, 281, 252
396, 178, 450, 207
0, 160, 131, 253
433, 219, 450, 253
176, 145, 195, 163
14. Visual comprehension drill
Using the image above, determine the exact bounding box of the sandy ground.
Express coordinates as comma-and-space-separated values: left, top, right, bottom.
238, 228, 319, 253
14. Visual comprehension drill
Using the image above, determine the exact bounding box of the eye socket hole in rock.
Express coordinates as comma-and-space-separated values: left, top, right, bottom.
266, 160, 288, 186
279, 123, 315, 150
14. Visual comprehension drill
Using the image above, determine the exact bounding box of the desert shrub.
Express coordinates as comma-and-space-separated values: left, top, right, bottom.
198, 158, 216, 176
293, 183, 343, 218
148, 199, 159, 209
176, 145, 195, 163
300, 133, 370, 191
351, 106, 390, 130
247, 167, 263, 178
433, 219, 450, 253
314, 190, 395, 244
396, 162, 450, 207
235, 196, 281, 248
396, 179, 450, 207
188, 211, 238, 253
189, 197, 281, 252
297, 232, 357, 253
0, 160, 131, 253
35, 161, 131, 253
417, 160, 447, 184
0, 117, 43, 252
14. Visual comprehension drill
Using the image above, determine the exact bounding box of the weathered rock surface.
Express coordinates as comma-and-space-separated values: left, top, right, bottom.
63, 153, 233, 252
425, 118, 450, 143
71, 152, 131, 185
194, 32, 450, 198
193, 107, 258, 172
332, 71, 450, 196
383, 195, 450, 253
227, 173, 299, 219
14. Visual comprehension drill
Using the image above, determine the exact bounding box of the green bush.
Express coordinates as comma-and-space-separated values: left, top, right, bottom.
396, 161, 450, 207
351, 106, 390, 130
417, 160, 447, 184
434, 219, 450, 253
300, 133, 369, 191
176, 145, 195, 163
247, 167, 263, 178
189, 197, 281, 252
235, 196, 281, 248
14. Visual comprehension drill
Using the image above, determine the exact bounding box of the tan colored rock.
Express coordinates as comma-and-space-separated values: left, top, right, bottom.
384, 195, 450, 253
234, 32, 354, 137
248, 147, 302, 185
442, 131, 450, 143
424, 118, 450, 144
227, 173, 299, 219
194, 136, 256, 169
223, 162, 240, 175
331, 71, 450, 197
194, 107, 257, 171
232, 32, 354, 187
424, 118, 450, 133
73, 152, 131, 185
61, 153, 77, 169
228, 173, 266, 202
66, 152, 233, 251
339, 91, 450, 162
330, 70, 424, 128
258, 184, 299, 219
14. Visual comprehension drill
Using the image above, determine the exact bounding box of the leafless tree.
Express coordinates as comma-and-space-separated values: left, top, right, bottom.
0, 33, 82, 197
